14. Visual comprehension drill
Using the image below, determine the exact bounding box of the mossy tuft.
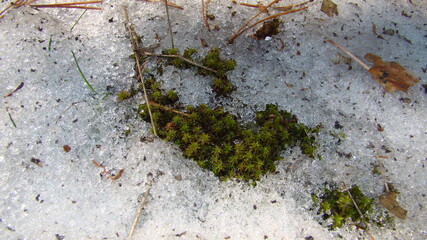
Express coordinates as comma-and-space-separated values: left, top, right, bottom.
162, 48, 236, 96
314, 185, 374, 229
139, 79, 318, 183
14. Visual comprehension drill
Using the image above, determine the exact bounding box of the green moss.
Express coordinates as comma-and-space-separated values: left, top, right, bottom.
117, 90, 132, 102
161, 48, 197, 69
314, 185, 374, 229
139, 90, 319, 183
162, 48, 237, 96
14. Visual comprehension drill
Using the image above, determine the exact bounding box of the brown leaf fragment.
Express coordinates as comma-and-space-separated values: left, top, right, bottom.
109, 168, 124, 180
63, 145, 71, 152
379, 191, 407, 219
364, 53, 419, 93
321, 0, 338, 17
31, 157, 44, 167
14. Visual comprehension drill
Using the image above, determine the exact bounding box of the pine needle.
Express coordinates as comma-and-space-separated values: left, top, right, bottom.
240, 6, 308, 41
201, 0, 210, 31
164, 0, 175, 48
123, 5, 157, 136
8, 112, 17, 128
137, 50, 217, 73
149, 101, 189, 117
71, 50, 97, 94
229, 0, 280, 43
327, 40, 370, 71
70, 9, 87, 31
128, 173, 153, 240
30, 1, 103, 10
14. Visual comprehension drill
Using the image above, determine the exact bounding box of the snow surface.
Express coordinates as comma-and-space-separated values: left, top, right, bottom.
0, 0, 426, 239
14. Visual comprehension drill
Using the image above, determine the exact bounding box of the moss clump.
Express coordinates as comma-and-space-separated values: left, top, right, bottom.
162, 48, 236, 96
162, 48, 197, 69
117, 90, 132, 102
139, 84, 318, 182
142, 78, 179, 106
314, 185, 374, 229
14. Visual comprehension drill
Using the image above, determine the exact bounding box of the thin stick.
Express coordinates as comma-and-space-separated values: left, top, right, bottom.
128, 174, 153, 240
164, 0, 175, 48
229, 0, 281, 43
138, 50, 217, 73
124, 6, 157, 136
327, 40, 370, 71
71, 50, 97, 94
149, 101, 189, 117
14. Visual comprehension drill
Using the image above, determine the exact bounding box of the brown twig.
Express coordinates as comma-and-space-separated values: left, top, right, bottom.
327, 40, 370, 71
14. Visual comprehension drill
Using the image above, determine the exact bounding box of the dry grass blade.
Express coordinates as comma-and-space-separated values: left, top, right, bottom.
123, 5, 158, 136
